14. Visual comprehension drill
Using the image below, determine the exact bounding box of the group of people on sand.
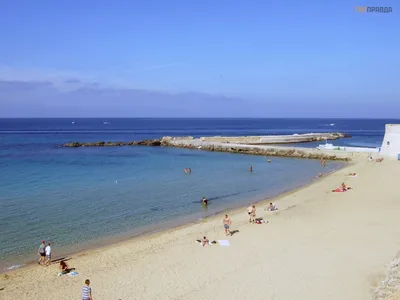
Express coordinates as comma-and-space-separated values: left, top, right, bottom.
37, 240, 93, 299
202, 214, 232, 247
203, 202, 278, 247
37, 240, 52, 266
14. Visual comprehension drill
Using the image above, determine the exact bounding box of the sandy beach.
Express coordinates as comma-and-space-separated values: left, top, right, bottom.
1, 157, 400, 300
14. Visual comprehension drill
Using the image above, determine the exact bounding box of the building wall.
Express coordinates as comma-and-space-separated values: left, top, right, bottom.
380, 124, 400, 157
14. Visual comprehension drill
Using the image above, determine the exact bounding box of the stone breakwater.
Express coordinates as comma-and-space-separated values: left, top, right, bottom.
162, 139, 352, 161
62, 139, 162, 148
198, 132, 351, 144
61, 134, 353, 161
61, 132, 351, 148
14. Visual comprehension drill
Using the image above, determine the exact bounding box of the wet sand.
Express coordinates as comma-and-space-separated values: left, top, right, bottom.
1, 158, 399, 300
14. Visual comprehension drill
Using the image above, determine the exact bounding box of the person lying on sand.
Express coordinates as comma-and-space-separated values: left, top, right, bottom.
332, 183, 351, 192
202, 236, 209, 247
376, 158, 384, 162
349, 173, 357, 176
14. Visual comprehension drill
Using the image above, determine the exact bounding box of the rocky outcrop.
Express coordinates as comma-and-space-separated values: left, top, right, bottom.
60, 134, 352, 161
62, 139, 161, 148
162, 142, 351, 161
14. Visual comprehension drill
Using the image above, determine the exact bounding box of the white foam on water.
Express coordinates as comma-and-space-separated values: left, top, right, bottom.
5, 264, 24, 271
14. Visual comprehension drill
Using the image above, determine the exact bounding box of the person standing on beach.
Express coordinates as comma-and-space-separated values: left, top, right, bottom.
223, 214, 232, 236
37, 240, 46, 265
82, 279, 93, 300
250, 205, 256, 223
44, 242, 52, 266
247, 205, 253, 223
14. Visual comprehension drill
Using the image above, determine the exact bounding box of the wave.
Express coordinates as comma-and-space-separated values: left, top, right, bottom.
4, 264, 24, 271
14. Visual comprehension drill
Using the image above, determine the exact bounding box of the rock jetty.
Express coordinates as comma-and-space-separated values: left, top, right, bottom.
62, 139, 161, 148
61, 133, 353, 161
161, 139, 352, 161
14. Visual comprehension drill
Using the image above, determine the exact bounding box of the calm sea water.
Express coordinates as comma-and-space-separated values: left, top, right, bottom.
0, 118, 395, 271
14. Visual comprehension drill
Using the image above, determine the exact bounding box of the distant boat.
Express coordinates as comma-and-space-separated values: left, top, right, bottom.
71, 121, 75, 124
330, 123, 335, 126
103, 121, 110, 125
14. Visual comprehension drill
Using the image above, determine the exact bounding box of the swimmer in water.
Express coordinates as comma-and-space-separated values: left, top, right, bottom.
202, 197, 208, 205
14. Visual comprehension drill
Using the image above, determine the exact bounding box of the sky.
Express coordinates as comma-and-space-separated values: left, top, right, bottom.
0, 0, 399, 118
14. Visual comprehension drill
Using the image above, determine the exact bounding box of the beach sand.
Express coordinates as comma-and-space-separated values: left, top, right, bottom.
1, 158, 400, 300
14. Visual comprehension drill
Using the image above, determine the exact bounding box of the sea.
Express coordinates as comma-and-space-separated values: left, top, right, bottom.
0, 118, 396, 271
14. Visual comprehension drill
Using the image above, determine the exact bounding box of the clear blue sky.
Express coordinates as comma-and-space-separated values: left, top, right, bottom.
0, 0, 399, 117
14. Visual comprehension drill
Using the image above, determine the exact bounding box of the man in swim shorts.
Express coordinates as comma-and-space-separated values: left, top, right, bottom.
223, 214, 232, 236
247, 205, 253, 223
37, 240, 46, 265
250, 205, 256, 223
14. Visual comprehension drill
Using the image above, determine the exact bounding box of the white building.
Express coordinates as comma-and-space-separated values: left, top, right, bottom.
380, 124, 400, 158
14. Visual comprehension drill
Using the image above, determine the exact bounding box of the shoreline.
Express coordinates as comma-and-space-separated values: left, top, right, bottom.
1, 162, 347, 273
3, 156, 399, 299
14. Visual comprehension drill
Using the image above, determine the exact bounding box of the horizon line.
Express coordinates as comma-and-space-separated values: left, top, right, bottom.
1, 117, 400, 120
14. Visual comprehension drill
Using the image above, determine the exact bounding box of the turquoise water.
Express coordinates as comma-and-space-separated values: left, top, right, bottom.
1, 145, 342, 270
2, 117, 390, 270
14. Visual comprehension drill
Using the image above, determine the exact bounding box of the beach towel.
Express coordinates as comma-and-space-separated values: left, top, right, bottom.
218, 240, 230, 247
332, 188, 346, 192
348, 175, 358, 177
67, 271, 79, 277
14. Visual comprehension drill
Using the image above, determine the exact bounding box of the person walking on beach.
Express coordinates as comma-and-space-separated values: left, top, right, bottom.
82, 279, 93, 300
250, 205, 256, 223
37, 240, 46, 265
247, 205, 253, 223
44, 242, 52, 266
223, 214, 232, 236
